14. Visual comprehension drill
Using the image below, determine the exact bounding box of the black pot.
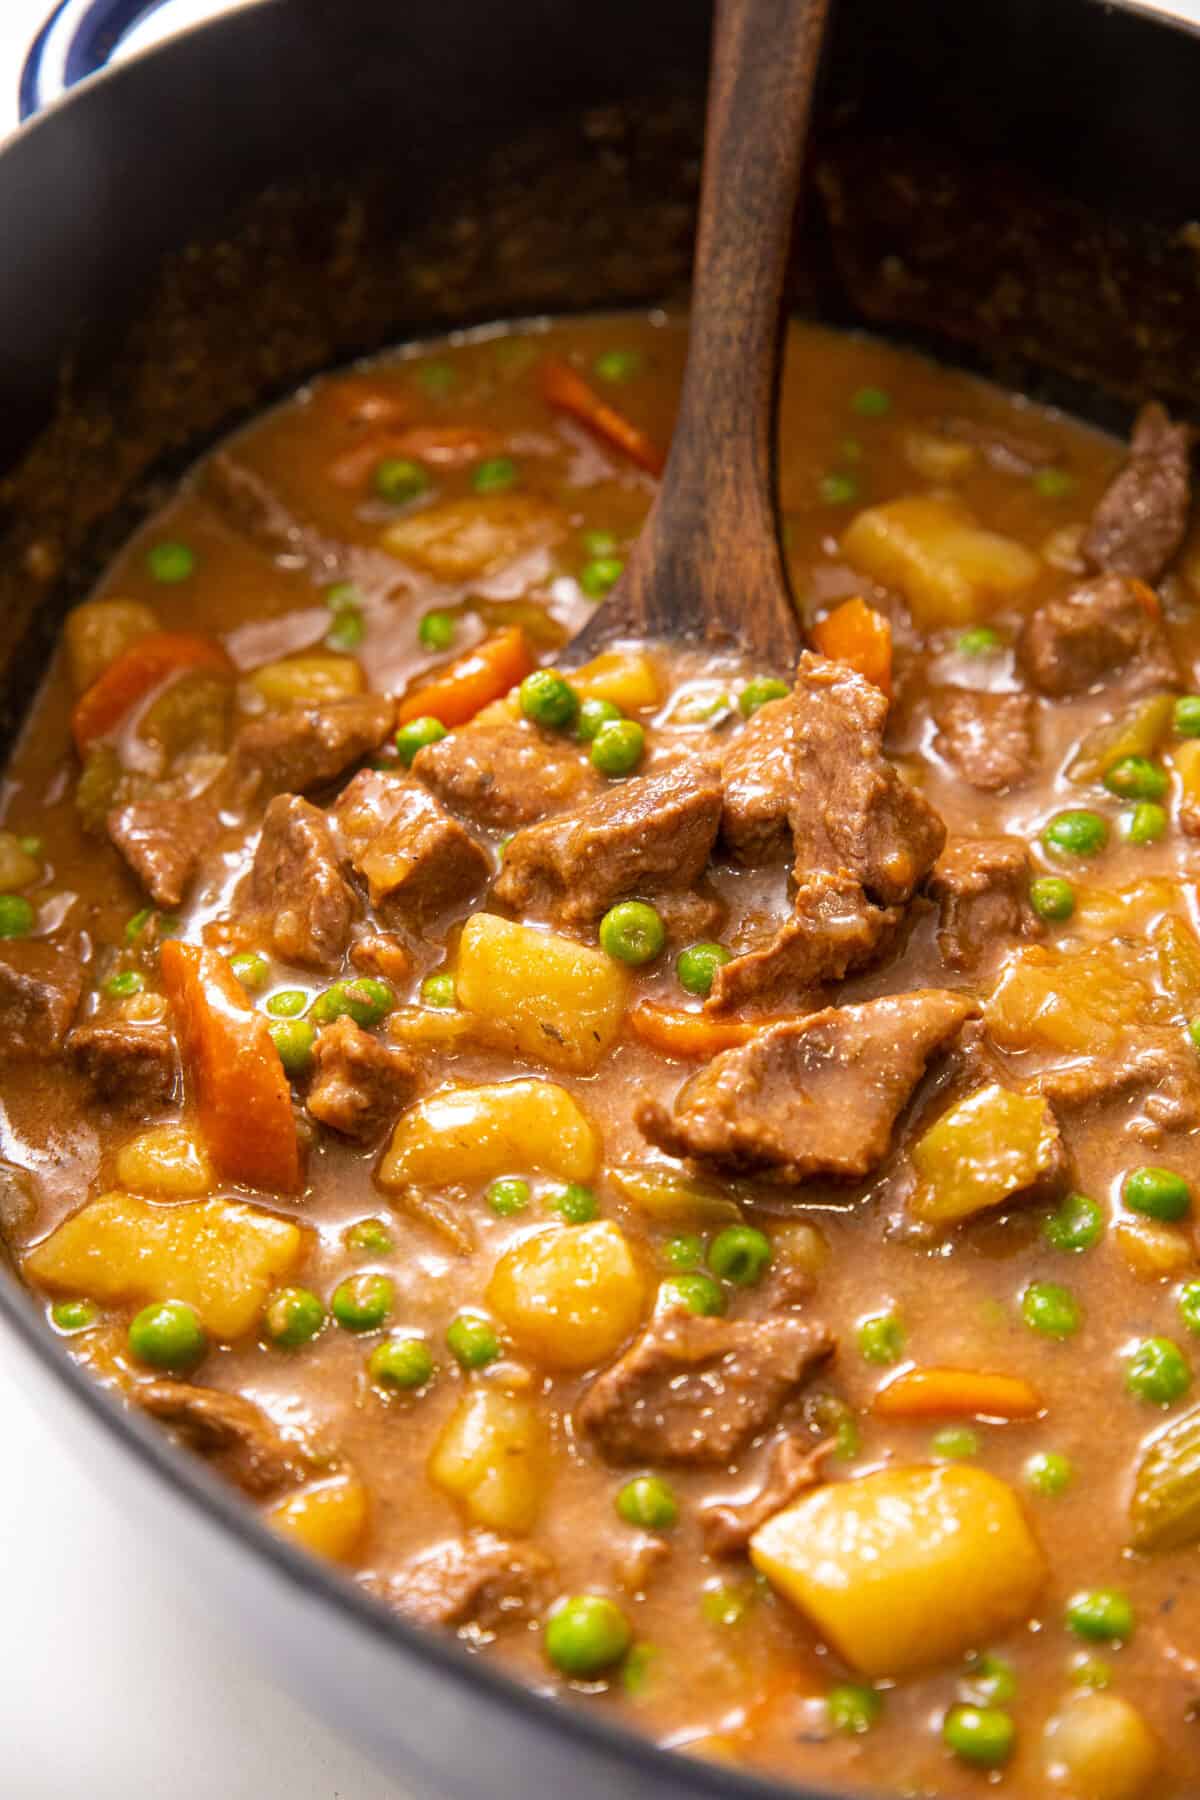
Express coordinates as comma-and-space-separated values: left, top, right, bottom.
2, 2, 1199, 1795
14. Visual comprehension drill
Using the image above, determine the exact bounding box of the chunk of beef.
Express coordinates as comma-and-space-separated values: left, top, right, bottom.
720, 652, 945, 905
578, 1309, 833, 1466
306, 1016, 419, 1141
335, 772, 489, 927
0, 940, 84, 1059
707, 871, 900, 1013
932, 689, 1036, 792
638, 989, 975, 1182
1018, 574, 1178, 698
107, 788, 220, 908
391, 1532, 554, 1630
1032, 1032, 1200, 1137
232, 696, 395, 800
245, 794, 355, 968
413, 714, 600, 831
702, 1435, 832, 1556
493, 758, 722, 930
133, 1379, 308, 1497
1081, 402, 1191, 585
68, 1018, 177, 1106
929, 837, 1040, 973
349, 931, 412, 986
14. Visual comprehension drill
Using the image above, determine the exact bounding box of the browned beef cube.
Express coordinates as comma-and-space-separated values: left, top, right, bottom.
68, 1018, 177, 1106
707, 871, 900, 1013
1081, 402, 1191, 585
932, 689, 1036, 792
929, 836, 1040, 972
232, 696, 395, 799
244, 794, 355, 968
577, 1309, 833, 1466
1032, 1032, 1200, 1138
638, 989, 975, 1182
702, 1435, 831, 1556
493, 758, 722, 930
1018, 574, 1178, 698
107, 789, 220, 908
306, 1015, 419, 1141
133, 1379, 309, 1497
413, 715, 600, 831
0, 940, 84, 1059
389, 1532, 554, 1629
337, 773, 489, 926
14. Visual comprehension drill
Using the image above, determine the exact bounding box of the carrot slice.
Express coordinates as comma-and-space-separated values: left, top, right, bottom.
541, 357, 665, 476
395, 627, 535, 729
71, 632, 232, 755
628, 1003, 782, 1061
811, 597, 893, 697
1130, 578, 1162, 620
874, 1366, 1043, 1422
161, 941, 301, 1194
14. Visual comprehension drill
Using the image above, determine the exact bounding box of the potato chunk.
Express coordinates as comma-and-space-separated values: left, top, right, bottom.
487, 1221, 645, 1370
24, 1191, 305, 1339
429, 1387, 549, 1532
909, 1085, 1063, 1225
247, 653, 364, 709
455, 913, 629, 1074
985, 943, 1157, 1055
378, 1079, 599, 1193
842, 495, 1039, 627
1042, 1694, 1159, 1800
116, 1124, 214, 1198
750, 1464, 1046, 1677
267, 1470, 368, 1564
66, 598, 158, 694
381, 494, 566, 580
570, 649, 663, 712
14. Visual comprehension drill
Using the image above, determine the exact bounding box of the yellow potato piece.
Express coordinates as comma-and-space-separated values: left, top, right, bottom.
381, 494, 566, 581
985, 943, 1157, 1056
1114, 1216, 1194, 1281
842, 495, 1039, 628
65, 597, 158, 694
247, 652, 364, 709
487, 1221, 645, 1371
751, 1464, 1046, 1677
24, 1191, 305, 1339
429, 1387, 549, 1533
1042, 1693, 1159, 1800
910, 1085, 1062, 1225
116, 1124, 214, 1198
0, 831, 41, 892
267, 1470, 367, 1564
570, 649, 663, 712
378, 1078, 599, 1193
455, 913, 629, 1074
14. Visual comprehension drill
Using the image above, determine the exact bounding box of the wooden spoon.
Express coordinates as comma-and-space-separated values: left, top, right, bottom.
568, 0, 831, 665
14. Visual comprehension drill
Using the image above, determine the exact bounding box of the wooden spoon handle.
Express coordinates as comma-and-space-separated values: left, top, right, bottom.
573, 0, 830, 661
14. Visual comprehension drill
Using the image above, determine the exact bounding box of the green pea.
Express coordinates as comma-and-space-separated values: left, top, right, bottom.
840, 436, 864, 462
615, 1475, 678, 1530
620, 1642, 658, 1699
229, 952, 270, 992
1044, 1192, 1104, 1252
344, 1218, 394, 1255
104, 970, 145, 999
942, 1704, 1015, 1768
418, 609, 457, 652
548, 1182, 597, 1224
373, 457, 429, 504
659, 1272, 726, 1317
472, 456, 519, 494
416, 360, 455, 396
266, 989, 307, 1018
447, 1310, 501, 1370
487, 1176, 530, 1217
827, 1683, 883, 1735
420, 972, 456, 1009
707, 1225, 772, 1287
1029, 876, 1076, 922
1124, 801, 1167, 845
519, 669, 579, 730
956, 625, 1001, 656
1124, 1165, 1191, 1222
324, 580, 362, 613
268, 1017, 315, 1077
544, 1595, 631, 1677
331, 1273, 394, 1333
932, 1425, 979, 1461
579, 557, 625, 599
51, 1298, 98, 1333
396, 715, 447, 766
962, 1653, 1016, 1708
593, 349, 642, 383
739, 676, 790, 718
1103, 755, 1168, 801
661, 1233, 705, 1270
598, 900, 666, 966
1174, 694, 1200, 738
0, 895, 34, 938
1032, 467, 1077, 500
810, 1392, 861, 1460
368, 1334, 435, 1391
145, 540, 195, 583
1065, 1588, 1134, 1644
1188, 1018, 1200, 1052
700, 1581, 753, 1628
311, 977, 394, 1029
1070, 1655, 1113, 1690
676, 941, 732, 998
1025, 1450, 1074, 1497
1178, 1280, 1200, 1336
575, 697, 623, 743
1042, 810, 1108, 858
128, 1299, 206, 1371
856, 1310, 905, 1365
1021, 1281, 1082, 1340
851, 386, 890, 418
818, 471, 859, 505
325, 608, 365, 653
580, 529, 619, 558
18, 836, 41, 858
125, 907, 176, 946
590, 719, 645, 777
1125, 1336, 1192, 1405
262, 1286, 326, 1348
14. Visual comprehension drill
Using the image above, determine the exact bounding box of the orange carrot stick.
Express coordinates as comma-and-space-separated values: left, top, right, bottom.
395, 627, 535, 729
874, 1367, 1043, 1422
72, 633, 232, 755
541, 357, 665, 476
161, 942, 301, 1194
628, 1003, 781, 1061
811, 597, 893, 697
